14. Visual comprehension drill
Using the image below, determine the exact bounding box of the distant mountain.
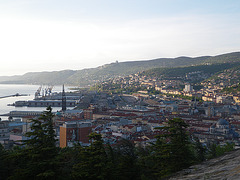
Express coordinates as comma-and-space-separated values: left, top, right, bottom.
0, 52, 239, 86
0, 70, 77, 85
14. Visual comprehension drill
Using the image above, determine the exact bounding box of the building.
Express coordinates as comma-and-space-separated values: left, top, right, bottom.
184, 84, 193, 92
210, 119, 239, 138
14, 100, 76, 107
59, 121, 92, 148
83, 109, 93, 120
0, 120, 10, 148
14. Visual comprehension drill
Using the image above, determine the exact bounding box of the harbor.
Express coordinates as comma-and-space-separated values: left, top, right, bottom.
8, 85, 80, 108
0, 84, 76, 119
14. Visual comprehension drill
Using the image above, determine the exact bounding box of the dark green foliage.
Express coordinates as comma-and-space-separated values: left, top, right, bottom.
135, 146, 154, 180
71, 135, 141, 180
8, 106, 59, 180
112, 139, 140, 180
57, 146, 80, 180
193, 85, 204, 91
207, 142, 235, 159
0, 144, 9, 180
152, 118, 194, 178
193, 137, 207, 162
208, 143, 217, 159
71, 133, 109, 180
151, 138, 172, 179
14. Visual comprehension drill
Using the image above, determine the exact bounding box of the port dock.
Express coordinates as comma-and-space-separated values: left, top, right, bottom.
0, 93, 29, 99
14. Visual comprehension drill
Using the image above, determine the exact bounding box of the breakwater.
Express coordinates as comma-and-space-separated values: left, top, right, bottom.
0, 93, 29, 99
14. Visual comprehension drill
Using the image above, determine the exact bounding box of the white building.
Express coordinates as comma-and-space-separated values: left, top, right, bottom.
184, 84, 193, 92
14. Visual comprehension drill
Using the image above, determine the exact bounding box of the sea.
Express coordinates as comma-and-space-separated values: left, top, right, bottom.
0, 84, 75, 120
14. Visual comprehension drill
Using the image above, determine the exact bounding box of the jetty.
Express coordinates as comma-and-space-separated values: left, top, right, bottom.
0, 93, 29, 99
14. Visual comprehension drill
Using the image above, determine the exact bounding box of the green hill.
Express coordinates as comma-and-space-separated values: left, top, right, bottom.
0, 51, 239, 86
203, 52, 240, 64
141, 62, 240, 79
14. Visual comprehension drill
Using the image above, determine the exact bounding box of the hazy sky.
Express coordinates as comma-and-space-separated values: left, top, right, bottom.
0, 0, 240, 76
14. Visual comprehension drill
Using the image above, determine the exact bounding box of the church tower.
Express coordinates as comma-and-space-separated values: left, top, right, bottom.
62, 84, 66, 111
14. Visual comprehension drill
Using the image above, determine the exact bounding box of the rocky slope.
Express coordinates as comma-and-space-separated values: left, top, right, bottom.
169, 149, 240, 180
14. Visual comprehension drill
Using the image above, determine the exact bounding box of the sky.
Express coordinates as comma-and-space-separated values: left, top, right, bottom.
0, 0, 240, 76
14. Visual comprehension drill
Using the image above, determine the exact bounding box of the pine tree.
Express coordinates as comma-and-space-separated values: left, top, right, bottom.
207, 143, 217, 159
114, 139, 140, 180
153, 118, 193, 178
0, 144, 9, 180
72, 133, 108, 180
167, 118, 193, 172
193, 136, 206, 162
9, 106, 58, 180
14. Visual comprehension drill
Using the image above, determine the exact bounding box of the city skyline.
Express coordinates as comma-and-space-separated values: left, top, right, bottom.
0, 0, 240, 76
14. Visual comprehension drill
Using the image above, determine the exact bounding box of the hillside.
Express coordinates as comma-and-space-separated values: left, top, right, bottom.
141, 62, 240, 82
221, 83, 240, 94
203, 52, 240, 64
201, 63, 240, 86
0, 51, 239, 86
169, 149, 240, 180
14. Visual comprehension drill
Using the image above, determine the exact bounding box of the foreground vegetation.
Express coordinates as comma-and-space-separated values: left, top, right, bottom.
0, 108, 234, 180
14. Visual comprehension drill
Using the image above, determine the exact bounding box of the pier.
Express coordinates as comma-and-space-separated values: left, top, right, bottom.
0, 93, 29, 99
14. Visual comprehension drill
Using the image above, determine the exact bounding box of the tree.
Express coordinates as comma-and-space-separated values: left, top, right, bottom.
153, 118, 194, 178
72, 133, 109, 180
0, 144, 9, 180
136, 145, 155, 180
150, 135, 173, 179
207, 142, 235, 159
207, 143, 217, 159
57, 146, 80, 180
168, 118, 193, 171
113, 139, 140, 180
193, 136, 206, 162
9, 106, 58, 180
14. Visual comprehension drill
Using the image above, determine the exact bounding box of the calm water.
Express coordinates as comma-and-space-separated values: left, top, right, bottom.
0, 84, 74, 120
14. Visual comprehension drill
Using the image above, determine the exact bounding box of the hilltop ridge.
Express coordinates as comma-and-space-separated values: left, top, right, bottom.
0, 51, 239, 86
